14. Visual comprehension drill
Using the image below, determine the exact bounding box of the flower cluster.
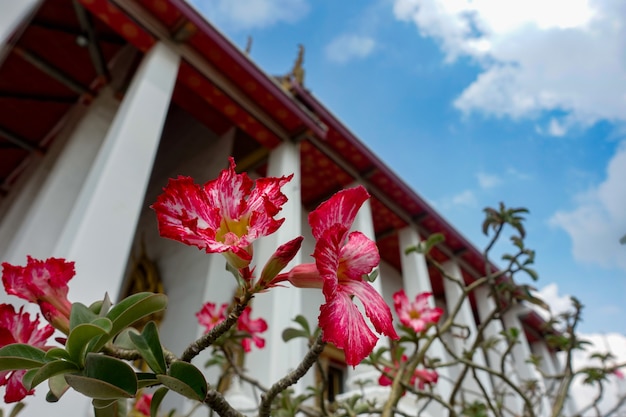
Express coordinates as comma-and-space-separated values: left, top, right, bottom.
196, 302, 268, 352
0, 304, 54, 402
378, 354, 438, 391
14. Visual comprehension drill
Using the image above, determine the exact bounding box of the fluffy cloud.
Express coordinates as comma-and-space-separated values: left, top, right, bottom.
392, 0, 626, 132
476, 172, 502, 189
190, 0, 309, 30
533, 284, 626, 414
325, 34, 376, 64
550, 140, 626, 271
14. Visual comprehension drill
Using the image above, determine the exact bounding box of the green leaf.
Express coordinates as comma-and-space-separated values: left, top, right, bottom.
91, 293, 167, 353
65, 353, 137, 399
129, 321, 166, 374
70, 303, 98, 331
93, 399, 127, 417
157, 361, 206, 401
282, 328, 308, 343
45, 348, 71, 361
66, 323, 110, 365
136, 373, 160, 389
47, 374, 70, 402
22, 360, 79, 390
90, 293, 113, 317
0, 344, 47, 370
151, 387, 169, 417
8, 402, 25, 417
293, 315, 311, 336
91, 317, 113, 333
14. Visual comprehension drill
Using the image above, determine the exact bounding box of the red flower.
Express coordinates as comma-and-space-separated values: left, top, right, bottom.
196, 302, 228, 333
237, 307, 268, 352
378, 355, 438, 391
0, 304, 54, 402
151, 158, 293, 269
134, 392, 153, 416
393, 290, 443, 334
2, 257, 74, 331
287, 187, 398, 366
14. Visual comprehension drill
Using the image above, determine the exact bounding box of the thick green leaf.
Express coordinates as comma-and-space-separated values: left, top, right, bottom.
92, 398, 117, 409
151, 387, 169, 417
157, 361, 206, 401
65, 353, 137, 399
70, 303, 98, 331
93, 398, 127, 417
22, 360, 79, 390
91, 293, 167, 352
65, 374, 135, 400
47, 374, 70, 402
45, 348, 71, 361
66, 323, 109, 365
136, 373, 159, 389
282, 328, 308, 343
293, 315, 311, 336
0, 344, 46, 370
90, 293, 112, 317
8, 402, 25, 417
91, 317, 113, 333
129, 321, 166, 374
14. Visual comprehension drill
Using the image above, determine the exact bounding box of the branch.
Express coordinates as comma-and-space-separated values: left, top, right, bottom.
204, 389, 246, 417
181, 293, 254, 362
258, 334, 326, 417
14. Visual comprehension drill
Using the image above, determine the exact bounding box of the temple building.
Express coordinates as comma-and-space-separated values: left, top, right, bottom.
0, 1, 569, 416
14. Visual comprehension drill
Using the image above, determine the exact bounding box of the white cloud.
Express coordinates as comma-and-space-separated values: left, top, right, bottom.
476, 172, 502, 189
451, 189, 477, 206
325, 34, 376, 64
550, 140, 626, 271
533, 284, 626, 414
547, 118, 567, 137
392, 0, 626, 131
190, 0, 309, 30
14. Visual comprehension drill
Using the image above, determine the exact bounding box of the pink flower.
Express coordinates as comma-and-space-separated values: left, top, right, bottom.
393, 290, 443, 334
287, 186, 398, 366
378, 355, 438, 391
134, 393, 153, 416
2, 257, 74, 330
151, 158, 293, 269
0, 304, 54, 402
613, 368, 624, 379
237, 307, 268, 352
196, 302, 228, 333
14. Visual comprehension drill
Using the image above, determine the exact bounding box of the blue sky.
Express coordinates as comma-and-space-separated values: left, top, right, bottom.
189, 0, 626, 336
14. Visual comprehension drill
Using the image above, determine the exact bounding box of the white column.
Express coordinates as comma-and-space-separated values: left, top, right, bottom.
54, 42, 179, 303
2, 89, 117, 264
0, 0, 41, 62
398, 227, 454, 415
474, 285, 523, 414
247, 141, 304, 389
502, 306, 551, 416
442, 261, 493, 404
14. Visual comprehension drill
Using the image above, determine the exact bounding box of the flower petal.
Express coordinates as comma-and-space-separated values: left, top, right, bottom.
151, 176, 224, 251
203, 158, 254, 221
343, 280, 398, 340
318, 290, 378, 367
308, 186, 370, 241
339, 232, 380, 281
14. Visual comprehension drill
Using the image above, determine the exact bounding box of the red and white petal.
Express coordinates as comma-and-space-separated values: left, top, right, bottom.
204, 158, 253, 221
152, 176, 223, 250
246, 174, 293, 217
4, 370, 32, 403
345, 280, 399, 340
308, 186, 370, 240
414, 292, 433, 310
318, 291, 378, 367
338, 232, 380, 281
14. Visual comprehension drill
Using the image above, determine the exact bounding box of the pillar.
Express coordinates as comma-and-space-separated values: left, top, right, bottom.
474, 285, 523, 414
442, 261, 493, 406
54, 42, 180, 304
246, 141, 304, 390
502, 306, 551, 416
398, 227, 454, 415
2, 88, 117, 264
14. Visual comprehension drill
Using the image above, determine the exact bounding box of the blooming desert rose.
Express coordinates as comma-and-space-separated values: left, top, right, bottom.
151, 157, 293, 269
1, 256, 73, 333
0, 304, 54, 402
393, 290, 443, 334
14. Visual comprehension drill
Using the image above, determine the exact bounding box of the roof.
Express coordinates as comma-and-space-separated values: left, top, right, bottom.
0, 0, 553, 343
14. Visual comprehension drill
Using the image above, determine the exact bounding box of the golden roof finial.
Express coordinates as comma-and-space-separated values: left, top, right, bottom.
245, 36, 253, 54
279, 44, 305, 90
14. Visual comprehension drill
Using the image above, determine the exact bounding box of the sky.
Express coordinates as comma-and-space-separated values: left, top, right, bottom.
188, 0, 626, 335
188, 0, 626, 407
